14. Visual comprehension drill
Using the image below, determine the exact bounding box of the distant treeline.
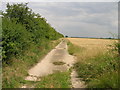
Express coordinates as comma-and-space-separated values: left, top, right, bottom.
66, 36, 116, 39
1, 3, 63, 62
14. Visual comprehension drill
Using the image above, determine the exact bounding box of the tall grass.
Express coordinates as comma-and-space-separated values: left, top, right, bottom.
67, 40, 119, 88
23, 71, 71, 88
75, 52, 119, 88
67, 41, 84, 56
35, 71, 71, 88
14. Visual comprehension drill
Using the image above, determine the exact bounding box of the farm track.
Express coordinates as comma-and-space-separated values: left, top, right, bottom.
22, 40, 85, 88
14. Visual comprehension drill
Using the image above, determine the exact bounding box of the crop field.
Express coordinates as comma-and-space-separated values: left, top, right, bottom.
67, 38, 118, 60
67, 38, 119, 88
67, 38, 117, 50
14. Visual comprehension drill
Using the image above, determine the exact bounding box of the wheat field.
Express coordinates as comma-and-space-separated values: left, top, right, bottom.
67, 38, 117, 61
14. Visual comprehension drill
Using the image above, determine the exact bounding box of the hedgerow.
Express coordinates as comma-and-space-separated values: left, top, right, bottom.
2, 3, 63, 62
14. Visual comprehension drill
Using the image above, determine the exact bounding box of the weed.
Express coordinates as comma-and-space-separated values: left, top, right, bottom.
35, 71, 71, 88
22, 71, 71, 88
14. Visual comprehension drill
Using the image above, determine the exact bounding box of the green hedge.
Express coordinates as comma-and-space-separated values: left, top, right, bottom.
2, 3, 63, 62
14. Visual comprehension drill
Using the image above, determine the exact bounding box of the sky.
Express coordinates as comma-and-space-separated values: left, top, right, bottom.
1, 0, 119, 38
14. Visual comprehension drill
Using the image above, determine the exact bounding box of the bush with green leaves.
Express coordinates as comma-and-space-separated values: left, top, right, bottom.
2, 17, 32, 60
2, 3, 63, 62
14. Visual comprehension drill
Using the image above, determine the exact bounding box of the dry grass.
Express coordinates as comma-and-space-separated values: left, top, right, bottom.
67, 38, 119, 88
67, 38, 118, 61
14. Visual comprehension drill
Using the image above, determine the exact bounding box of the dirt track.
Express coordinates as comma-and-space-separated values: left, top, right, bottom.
23, 40, 86, 88
25, 40, 75, 81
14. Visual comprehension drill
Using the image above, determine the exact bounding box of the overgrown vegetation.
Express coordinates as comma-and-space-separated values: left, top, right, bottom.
2, 40, 60, 88
68, 40, 119, 88
2, 3, 63, 88
23, 71, 71, 88
67, 41, 84, 55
